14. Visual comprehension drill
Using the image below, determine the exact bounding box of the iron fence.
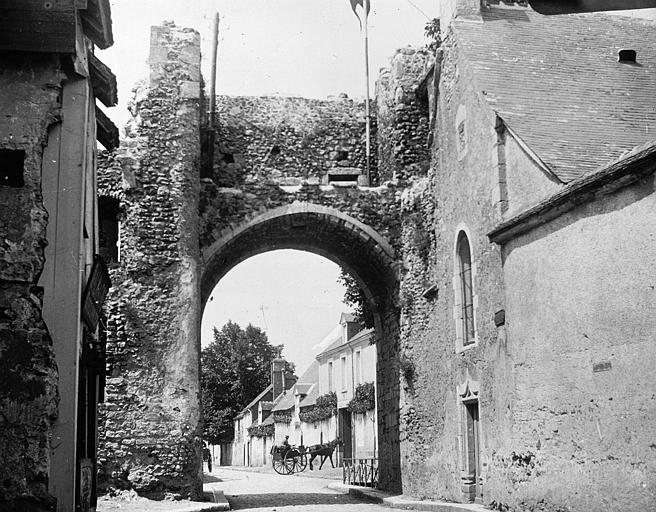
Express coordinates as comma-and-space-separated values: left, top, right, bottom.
342, 458, 378, 487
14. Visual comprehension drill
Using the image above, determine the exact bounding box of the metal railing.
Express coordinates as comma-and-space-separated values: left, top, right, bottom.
342, 458, 378, 487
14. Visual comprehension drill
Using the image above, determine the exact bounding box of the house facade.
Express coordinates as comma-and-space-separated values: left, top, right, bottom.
0, 2, 117, 511
315, 315, 377, 462
269, 314, 378, 468
393, 1, 656, 510
231, 359, 296, 467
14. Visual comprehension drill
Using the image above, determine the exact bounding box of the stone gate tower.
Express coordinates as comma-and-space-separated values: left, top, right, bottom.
97, 24, 203, 499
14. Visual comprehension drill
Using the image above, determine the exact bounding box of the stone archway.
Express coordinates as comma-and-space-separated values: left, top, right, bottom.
200, 202, 402, 491
96, 23, 405, 498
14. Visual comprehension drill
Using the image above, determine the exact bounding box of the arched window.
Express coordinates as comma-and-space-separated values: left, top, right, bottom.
455, 231, 476, 348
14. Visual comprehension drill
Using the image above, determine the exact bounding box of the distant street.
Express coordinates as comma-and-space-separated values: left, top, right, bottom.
206, 467, 389, 511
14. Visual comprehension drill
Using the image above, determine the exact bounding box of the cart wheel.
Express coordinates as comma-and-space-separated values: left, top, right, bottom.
295, 453, 307, 473
282, 454, 296, 474
273, 457, 288, 475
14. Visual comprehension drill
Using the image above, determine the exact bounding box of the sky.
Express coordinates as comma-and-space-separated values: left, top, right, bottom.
100, 1, 656, 374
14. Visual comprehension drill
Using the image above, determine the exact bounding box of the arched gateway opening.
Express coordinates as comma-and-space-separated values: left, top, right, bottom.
200, 202, 402, 491
97, 23, 404, 500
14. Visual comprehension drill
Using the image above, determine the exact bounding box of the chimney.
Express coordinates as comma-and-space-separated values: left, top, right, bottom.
271, 358, 286, 399
439, 0, 483, 28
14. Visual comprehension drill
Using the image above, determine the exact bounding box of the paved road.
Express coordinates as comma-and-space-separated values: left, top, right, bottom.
207, 467, 388, 511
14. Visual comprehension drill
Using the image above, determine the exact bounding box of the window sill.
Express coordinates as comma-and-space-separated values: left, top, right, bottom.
455, 339, 479, 354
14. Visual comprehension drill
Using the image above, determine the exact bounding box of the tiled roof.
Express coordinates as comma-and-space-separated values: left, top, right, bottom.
239, 384, 272, 415
348, 328, 374, 345
271, 391, 295, 412
299, 384, 318, 408
316, 335, 344, 359
295, 383, 313, 395
297, 360, 319, 384
454, 7, 656, 182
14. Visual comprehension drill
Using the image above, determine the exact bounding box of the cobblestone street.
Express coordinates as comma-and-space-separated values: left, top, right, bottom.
206, 467, 389, 511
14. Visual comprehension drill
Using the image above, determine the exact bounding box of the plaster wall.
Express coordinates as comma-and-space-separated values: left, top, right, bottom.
503, 131, 562, 217
495, 176, 656, 511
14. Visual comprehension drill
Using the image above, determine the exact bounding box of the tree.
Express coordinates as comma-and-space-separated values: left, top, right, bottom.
201, 321, 285, 444
337, 270, 375, 328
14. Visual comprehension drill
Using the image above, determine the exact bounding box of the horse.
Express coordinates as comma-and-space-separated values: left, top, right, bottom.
308, 437, 343, 470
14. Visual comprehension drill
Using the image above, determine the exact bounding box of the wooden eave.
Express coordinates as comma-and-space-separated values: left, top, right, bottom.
95, 105, 119, 150
89, 52, 117, 107
0, 0, 78, 53
80, 0, 113, 49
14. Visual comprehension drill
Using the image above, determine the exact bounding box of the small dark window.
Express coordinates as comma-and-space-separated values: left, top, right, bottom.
98, 196, 120, 264
328, 173, 359, 183
269, 145, 281, 157
618, 49, 637, 63
221, 152, 235, 164
335, 150, 348, 161
0, 149, 25, 187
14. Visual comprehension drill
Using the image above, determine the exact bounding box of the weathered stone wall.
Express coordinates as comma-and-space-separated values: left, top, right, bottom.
495, 176, 656, 512
375, 47, 433, 183
0, 54, 62, 511
388, 18, 656, 512
201, 94, 405, 491
97, 24, 203, 499
212, 94, 378, 185
392, 32, 522, 503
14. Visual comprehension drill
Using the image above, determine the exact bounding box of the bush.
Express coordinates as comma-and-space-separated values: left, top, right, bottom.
299, 392, 337, 423
348, 382, 376, 413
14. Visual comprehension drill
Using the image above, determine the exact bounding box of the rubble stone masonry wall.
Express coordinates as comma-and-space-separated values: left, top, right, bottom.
392, 27, 656, 512
0, 54, 62, 510
201, 93, 406, 491
97, 24, 203, 499
375, 47, 432, 183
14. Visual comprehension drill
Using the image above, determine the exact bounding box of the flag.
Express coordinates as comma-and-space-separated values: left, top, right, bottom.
349, 0, 371, 30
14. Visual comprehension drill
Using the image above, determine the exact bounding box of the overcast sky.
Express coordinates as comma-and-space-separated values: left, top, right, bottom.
100, 1, 656, 374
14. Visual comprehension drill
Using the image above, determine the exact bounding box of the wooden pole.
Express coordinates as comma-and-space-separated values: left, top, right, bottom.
364, 0, 371, 185
209, 12, 220, 129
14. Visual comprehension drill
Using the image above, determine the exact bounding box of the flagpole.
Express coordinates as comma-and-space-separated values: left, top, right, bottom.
364, 0, 371, 185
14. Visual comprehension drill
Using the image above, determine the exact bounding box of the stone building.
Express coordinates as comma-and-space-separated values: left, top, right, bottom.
0, 2, 117, 511
94, 5, 656, 511
394, 2, 656, 510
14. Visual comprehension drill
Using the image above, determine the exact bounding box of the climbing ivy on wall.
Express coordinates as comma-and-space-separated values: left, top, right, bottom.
299, 392, 337, 423
347, 382, 376, 414
273, 410, 293, 423
248, 423, 275, 438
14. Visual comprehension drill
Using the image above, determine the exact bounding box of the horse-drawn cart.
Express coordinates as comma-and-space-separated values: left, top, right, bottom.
270, 445, 307, 475
270, 438, 342, 475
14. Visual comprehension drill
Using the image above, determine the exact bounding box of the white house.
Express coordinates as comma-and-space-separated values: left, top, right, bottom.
271, 314, 378, 467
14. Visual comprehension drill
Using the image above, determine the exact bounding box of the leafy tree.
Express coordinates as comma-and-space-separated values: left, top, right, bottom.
424, 18, 441, 52
337, 270, 375, 328
201, 321, 286, 444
